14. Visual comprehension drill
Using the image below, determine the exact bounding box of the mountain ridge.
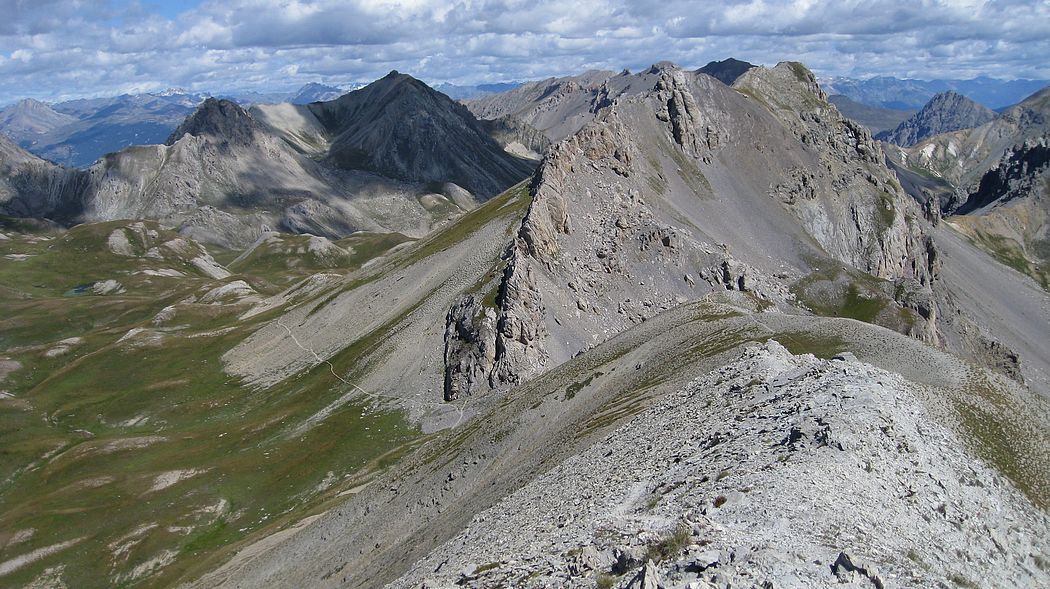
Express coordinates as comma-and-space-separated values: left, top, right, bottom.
0, 74, 536, 247
1, 58, 1048, 589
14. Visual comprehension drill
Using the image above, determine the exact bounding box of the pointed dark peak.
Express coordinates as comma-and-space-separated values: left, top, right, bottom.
166, 97, 258, 146
305, 70, 533, 198
696, 58, 756, 85
319, 69, 456, 119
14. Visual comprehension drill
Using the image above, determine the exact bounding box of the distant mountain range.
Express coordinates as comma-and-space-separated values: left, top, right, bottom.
0, 91, 206, 168
0, 81, 524, 169
827, 95, 913, 134
0, 73, 534, 249
821, 75, 1049, 110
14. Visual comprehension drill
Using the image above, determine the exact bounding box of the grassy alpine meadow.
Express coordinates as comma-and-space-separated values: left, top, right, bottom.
0, 218, 421, 587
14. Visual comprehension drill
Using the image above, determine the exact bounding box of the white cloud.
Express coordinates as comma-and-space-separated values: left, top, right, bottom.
0, 0, 1047, 104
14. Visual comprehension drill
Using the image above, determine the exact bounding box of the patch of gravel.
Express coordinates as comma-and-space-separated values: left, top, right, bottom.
0, 358, 21, 382
147, 469, 207, 494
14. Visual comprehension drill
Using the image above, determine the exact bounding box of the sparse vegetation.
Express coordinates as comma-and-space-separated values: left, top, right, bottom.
949, 573, 979, 588
965, 229, 1049, 290
645, 525, 691, 563
789, 259, 918, 333
565, 371, 603, 400
951, 371, 1049, 510
473, 562, 501, 575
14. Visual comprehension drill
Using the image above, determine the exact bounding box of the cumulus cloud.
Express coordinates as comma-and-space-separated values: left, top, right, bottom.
1, 0, 1048, 103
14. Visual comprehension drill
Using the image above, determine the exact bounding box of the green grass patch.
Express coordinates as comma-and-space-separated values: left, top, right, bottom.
789, 260, 921, 332
0, 220, 425, 587
564, 372, 603, 400
875, 190, 897, 232
473, 562, 501, 575
392, 181, 530, 269
774, 331, 850, 360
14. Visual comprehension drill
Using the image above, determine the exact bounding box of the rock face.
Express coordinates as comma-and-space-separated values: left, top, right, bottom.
0, 133, 86, 218
444, 295, 498, 401
394, 341, 1050, 589
957, 137, 1050, 214
877, 91, 996, 147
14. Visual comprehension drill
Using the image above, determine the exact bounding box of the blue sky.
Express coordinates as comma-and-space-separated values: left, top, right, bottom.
141, 1, 201, 19
2, 0, 1048, 104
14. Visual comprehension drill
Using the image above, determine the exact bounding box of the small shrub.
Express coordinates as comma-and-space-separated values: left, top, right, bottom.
596, 573, 618, 589
645, 525, 691, 563
949, 573, 978, 589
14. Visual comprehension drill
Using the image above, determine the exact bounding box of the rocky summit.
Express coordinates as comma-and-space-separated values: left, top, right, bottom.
876, 91, 996, 147
0, 56, 1048, 589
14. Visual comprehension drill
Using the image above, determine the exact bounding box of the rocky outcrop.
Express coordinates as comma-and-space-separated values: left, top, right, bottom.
655, 69, 706, 157
489, 247, 549, 389
957, 137, 1049, 214
877, 91, 996, 147
443, 295, 499, 400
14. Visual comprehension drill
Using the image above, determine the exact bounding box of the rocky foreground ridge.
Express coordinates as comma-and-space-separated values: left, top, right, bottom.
397, 341, 1049, 589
